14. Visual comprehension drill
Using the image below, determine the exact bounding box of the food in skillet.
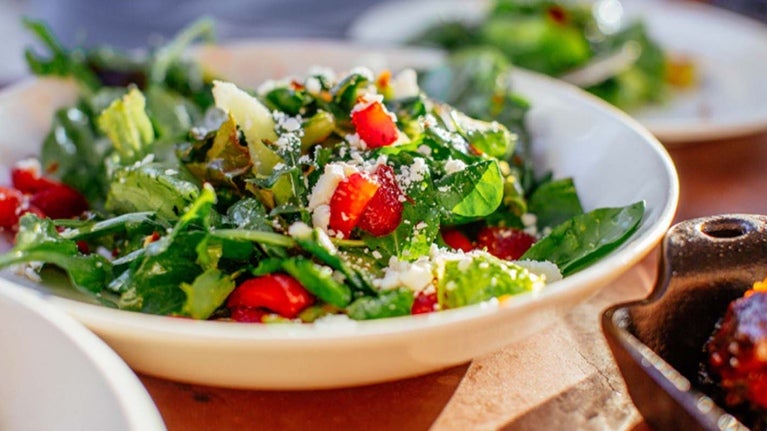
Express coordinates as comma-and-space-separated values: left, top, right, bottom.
704, 277, 767, 429
0, 19, 644, 323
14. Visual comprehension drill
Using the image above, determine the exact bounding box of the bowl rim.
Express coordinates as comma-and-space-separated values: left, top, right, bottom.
0, 38, 679, 343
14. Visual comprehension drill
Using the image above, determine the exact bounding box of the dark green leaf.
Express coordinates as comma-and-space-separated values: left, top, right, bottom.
281, 257, 352, 307
527, 178, 583, 230
521, 201, 645, 276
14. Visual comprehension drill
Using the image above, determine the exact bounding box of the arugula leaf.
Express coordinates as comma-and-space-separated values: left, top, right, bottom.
22, 18, 101, 90
148, 17, 215, 84
224, 198, 272, 231
0, 215, 112, 294
117, 185, 218, 314
521, 201, 645, 276
106, 161, 200, 221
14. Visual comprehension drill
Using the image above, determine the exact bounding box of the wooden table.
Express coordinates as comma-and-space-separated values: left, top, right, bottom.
136, 131, 767, 430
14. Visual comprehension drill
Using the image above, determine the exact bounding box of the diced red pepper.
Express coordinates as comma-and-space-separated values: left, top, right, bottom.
411, 291, 439, 315
357, 165, 404, 237
476, 226, 536, 261
328, 172, 380, 238
441, 229, 474, 252
227, 273, 315, 319
351, 100, 399, 148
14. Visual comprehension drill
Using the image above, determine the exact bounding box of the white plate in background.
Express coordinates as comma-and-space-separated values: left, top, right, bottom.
349, 0, 767, 144
0, 279, 165, 431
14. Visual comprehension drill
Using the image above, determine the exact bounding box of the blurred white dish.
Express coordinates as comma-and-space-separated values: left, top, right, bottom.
349, 0, 767, 144
0, 40, 677, 389
0, 279, 165, 431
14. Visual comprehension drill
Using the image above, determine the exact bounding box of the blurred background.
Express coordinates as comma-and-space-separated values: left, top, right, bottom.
0, 0, 765, 83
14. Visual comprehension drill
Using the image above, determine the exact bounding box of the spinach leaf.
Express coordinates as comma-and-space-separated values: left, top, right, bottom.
436, 159, 504, 220
521, 201, 645, 276
527, 178, 583, 230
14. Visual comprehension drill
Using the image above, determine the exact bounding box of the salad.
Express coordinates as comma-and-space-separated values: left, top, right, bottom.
411, 0, 695, 110
0, 19, 644, 323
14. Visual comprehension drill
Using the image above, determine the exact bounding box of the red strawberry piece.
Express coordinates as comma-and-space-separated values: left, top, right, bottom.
0, 186, 24, 230
357, 165, 404, 237
441, 229, 473, 252
328, 172, 380, 238
230, 307, 268, 323
351, 100, 399, 148
29, 184, 89, 219
227, 273, 315, 319
11, 161, 59, 194
411, 291, 438, 315
476, 226, 536, 261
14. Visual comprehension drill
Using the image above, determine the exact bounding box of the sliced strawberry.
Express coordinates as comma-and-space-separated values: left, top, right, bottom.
29, 184, 89, 219
227, 273, 315, 319
351, 100, 399, 148
476, 226, 536, 261
411, 291, 438, 315
441, 229, 473, 252
328, 172, 379, 238
230, 307, 268, 323
357, 165, 404, 237
11, 160, 59, 194
0, 186, 24, 230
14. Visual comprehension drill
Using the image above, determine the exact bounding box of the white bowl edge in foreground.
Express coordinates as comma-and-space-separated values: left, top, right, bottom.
0, 279, 165, 430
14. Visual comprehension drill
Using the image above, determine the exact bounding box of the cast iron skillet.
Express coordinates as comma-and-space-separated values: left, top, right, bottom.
603, 214, 767, 431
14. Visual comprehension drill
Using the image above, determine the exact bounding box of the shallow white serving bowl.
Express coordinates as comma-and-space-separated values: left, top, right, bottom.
0, 40, 677, 389
0, 279, 165, 430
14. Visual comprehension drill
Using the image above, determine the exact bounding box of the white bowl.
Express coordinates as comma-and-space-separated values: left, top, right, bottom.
0, 40, 678, 389
0, 279, 165, 430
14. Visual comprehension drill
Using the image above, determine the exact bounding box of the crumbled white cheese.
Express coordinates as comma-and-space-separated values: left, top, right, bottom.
288, 222, 313, 239
376, 256, 434, 292
308, 163, 348, 210
305, 76, 322, 94
312, 204, 331, 231
417, 145, 432, 156
390, 68, 420, 100
348, 66, 374, 82
521, 213, 538, 236
444, 158, 467, 175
